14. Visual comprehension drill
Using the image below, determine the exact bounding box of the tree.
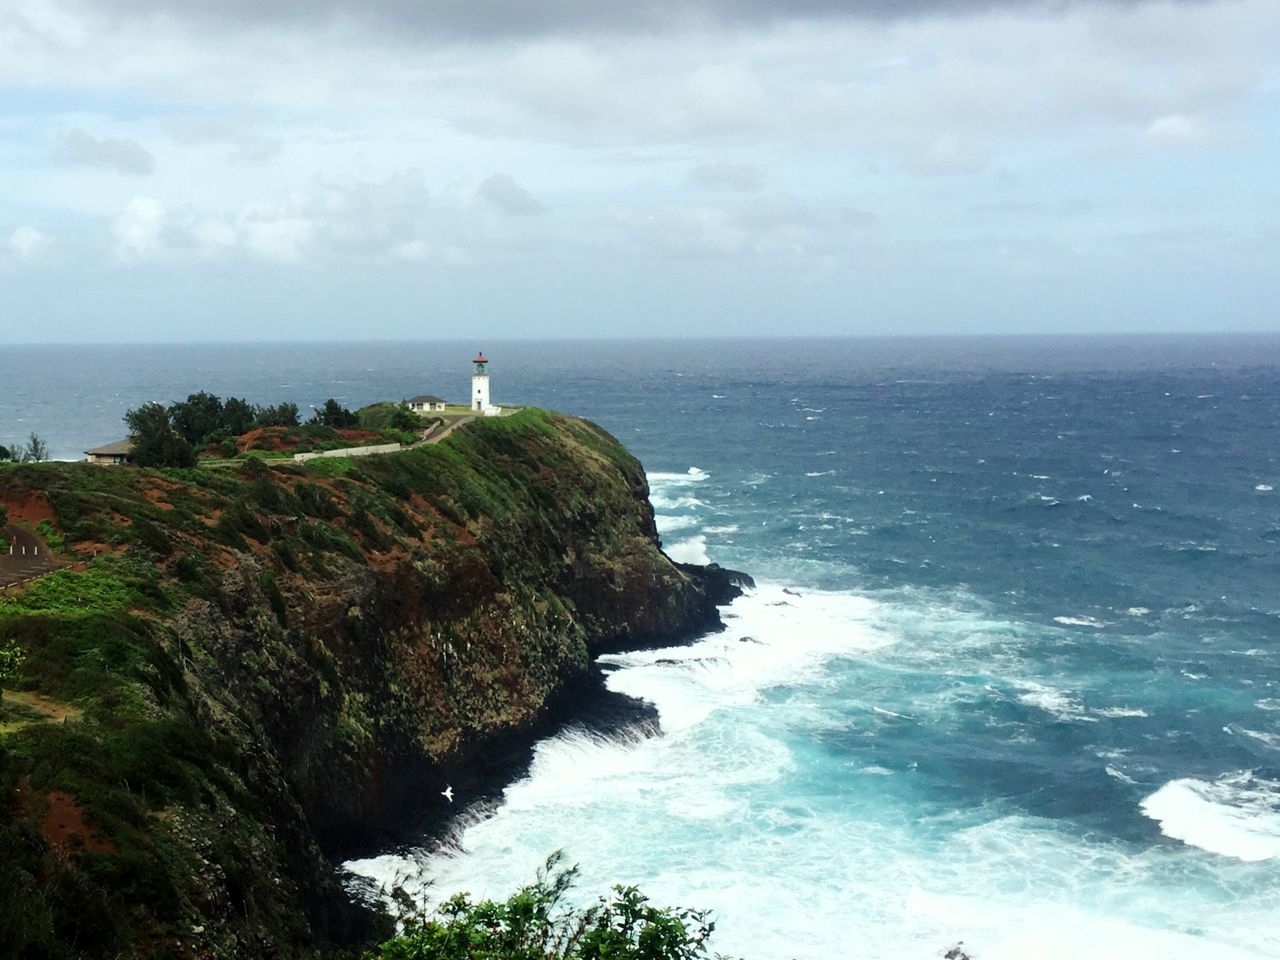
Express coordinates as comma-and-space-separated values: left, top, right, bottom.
254, 402, 300, 428
125, 403, 196, 468
389, 405, 421, 432
21, 433, 48, 463
221, 397, 256, 436
309, 398, 358, 428
169, 391, 225, 445
0, 444, 12, 461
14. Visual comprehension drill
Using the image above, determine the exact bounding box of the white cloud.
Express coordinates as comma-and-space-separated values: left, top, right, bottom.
226, 171, 428, 263
235, 201, 313, 262
610, 193, 864, 258
6, 225, 54, 260
99, 171, 433, 264
112, 195, 166, 256
1144, 113, 1207, 147
191, 215, 237, 249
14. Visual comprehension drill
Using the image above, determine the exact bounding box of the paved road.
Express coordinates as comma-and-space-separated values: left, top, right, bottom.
417, 415, 476, 446
0, 525, 62, 588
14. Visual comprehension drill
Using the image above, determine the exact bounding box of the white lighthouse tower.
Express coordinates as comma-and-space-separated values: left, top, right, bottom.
471, 352, 498, 415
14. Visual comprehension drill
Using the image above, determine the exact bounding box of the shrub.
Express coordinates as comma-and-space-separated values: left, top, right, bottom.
35, 520, 65, 552
375, 854, 720, 960
0, 636, 24, 683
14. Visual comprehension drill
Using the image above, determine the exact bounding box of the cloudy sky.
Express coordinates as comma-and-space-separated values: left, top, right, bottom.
2, 0, 1278, 342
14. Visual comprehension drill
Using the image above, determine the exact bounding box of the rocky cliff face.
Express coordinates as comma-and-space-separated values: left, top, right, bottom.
0, 411, 745, 959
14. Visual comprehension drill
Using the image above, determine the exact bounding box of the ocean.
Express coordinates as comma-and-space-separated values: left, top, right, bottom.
5, 336, 1280, 959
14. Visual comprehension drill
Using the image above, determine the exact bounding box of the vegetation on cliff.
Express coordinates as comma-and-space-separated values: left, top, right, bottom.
123, 390, 418, 465
375, 855, 720, 960
0, 410, 738, 959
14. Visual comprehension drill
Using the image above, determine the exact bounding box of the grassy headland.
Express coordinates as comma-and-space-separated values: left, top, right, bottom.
0, 410, 742, 959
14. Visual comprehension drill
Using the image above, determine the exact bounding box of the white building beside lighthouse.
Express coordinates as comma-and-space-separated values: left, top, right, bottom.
471, 352, 501, 416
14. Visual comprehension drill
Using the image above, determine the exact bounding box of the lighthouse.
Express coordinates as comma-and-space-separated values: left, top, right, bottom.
471, 352, 495, 415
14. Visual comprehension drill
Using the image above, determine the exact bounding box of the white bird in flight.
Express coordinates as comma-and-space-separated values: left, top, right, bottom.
442, 785, 454, 803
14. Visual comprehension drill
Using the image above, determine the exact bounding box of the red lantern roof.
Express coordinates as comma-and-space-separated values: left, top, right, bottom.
473, 352, 489, 364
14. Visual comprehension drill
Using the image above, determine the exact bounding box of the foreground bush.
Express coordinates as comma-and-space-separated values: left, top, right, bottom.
376, 855, 723, 960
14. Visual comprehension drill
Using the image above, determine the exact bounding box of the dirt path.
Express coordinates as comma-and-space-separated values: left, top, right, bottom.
0, 689, 83, 738
1, 689, 82, 723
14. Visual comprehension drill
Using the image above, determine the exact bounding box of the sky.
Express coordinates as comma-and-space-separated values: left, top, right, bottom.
1, 0, 1278, 342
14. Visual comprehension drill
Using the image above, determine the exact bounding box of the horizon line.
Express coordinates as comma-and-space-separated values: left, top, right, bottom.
5, 330, 1280, 348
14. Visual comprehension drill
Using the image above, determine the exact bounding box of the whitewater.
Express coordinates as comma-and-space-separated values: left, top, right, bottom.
348, 457, 1280, 960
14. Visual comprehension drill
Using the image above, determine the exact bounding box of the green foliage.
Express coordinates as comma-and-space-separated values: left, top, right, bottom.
258, 571, 288, 623
255, 401, 301, 428
0, 502, 7, 527
125, 402, 197, 469
359, 401, 421, 433
223, 396, 257, 435
376, 854, 719, 960
299, 520, 362, 561
165, 391, 319, 449
34, 520, 65, 552
0, 444, 12, 462
303, 455, 358, 477
169, 391, 225, 445
310, 398, 359, 428
129, 517, 172, 556
0, 563, 138, 623
0, 636, 24, 683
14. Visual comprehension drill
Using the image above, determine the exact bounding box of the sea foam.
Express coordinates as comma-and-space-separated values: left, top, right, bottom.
1141, 772, 1280, 862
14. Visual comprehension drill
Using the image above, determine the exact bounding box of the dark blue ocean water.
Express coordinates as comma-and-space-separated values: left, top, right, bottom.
5, 337, 1280, 958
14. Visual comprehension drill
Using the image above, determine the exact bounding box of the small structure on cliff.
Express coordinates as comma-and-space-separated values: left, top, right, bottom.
84, 438, 134, 465
472, 352, 502, 416
407, 395, 446, 413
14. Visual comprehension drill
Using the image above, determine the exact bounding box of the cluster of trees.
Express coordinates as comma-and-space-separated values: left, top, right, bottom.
166, 391, 301, 446
0, 433, 49, 463
123, 392, 364, 468
359, 400, 425, 433
310, 397, 358, 428
124, 403, 200, 469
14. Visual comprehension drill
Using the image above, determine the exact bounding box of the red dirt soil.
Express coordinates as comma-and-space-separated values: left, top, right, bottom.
236, 426, 382, 454
0, 490, 58, 526
235, 428, 294, 453
41, 791, 117, 855
335, 428, 381, 443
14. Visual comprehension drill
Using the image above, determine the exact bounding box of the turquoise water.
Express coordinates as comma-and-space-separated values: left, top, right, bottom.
3, 336, 1279, 957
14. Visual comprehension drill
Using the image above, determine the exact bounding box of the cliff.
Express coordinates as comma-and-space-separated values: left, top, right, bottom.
0, 411, 746, 959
